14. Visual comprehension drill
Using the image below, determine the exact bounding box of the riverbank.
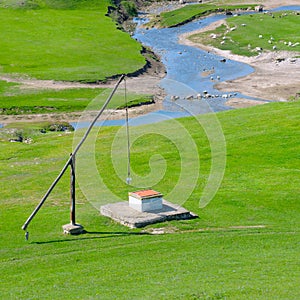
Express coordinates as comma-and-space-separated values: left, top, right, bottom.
178, 2, 300, 104
0, 102, 164, 125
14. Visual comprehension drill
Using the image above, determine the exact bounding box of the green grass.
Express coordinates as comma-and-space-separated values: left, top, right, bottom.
0, 1, 299, 298
0, 0, 106, 10
1, 100, 299, 298
155, 3, 254, 28
189, 11, 300, 56
0, 0, 145, 81
0, 80, 152, 115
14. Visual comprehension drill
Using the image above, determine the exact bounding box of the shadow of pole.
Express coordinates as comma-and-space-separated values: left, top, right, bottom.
32, 230, 150, 245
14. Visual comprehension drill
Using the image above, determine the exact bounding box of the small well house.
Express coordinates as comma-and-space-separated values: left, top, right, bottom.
129, 189, 163, 212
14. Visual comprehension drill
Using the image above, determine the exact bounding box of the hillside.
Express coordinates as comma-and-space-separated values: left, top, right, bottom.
0, 0, 145, 82
0, 100, 299, 298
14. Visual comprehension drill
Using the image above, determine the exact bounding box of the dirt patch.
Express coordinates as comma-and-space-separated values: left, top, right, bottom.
142, 224, 267, 235
201, 69, 215, 77
262, 0, 300, 9
0, 102, 164, 125
225, 98, 269, 108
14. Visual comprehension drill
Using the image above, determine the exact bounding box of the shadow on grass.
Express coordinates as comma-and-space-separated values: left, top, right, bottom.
31, 230, 150, 244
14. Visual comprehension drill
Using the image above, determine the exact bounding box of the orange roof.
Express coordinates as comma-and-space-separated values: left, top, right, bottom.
129, 189, 162, 199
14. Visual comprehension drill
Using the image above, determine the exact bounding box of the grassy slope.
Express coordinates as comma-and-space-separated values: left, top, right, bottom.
0, 0, 145, 81
0, 101, 299, 299
0, 80, 151, 115
157, 3, 254, 27
189, 10, 300, 56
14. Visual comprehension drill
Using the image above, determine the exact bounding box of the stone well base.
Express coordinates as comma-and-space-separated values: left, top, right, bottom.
62, 223, 84, 235
100, 200, 197, 228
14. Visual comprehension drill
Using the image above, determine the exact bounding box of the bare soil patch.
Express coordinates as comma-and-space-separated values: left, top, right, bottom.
225, 98, 268, 108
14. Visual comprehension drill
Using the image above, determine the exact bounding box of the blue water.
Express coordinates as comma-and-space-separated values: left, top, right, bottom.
272, 5, 300, 11
71, 110, 189, 129
133, 13, 257, 113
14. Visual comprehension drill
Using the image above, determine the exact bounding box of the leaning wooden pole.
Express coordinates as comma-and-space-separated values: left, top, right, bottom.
70, 153, 76, 225
22, 74, 125, 234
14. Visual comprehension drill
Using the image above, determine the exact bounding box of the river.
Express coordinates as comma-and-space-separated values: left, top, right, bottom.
74, 5, 300, 128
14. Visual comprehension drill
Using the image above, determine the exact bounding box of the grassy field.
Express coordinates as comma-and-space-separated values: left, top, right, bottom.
0, 0, 145, 81
0, 1, 299, 298
1, 100, 299, 299
154, 3, 255, 27
189, 10, 300, 56
0, 80, 152, 115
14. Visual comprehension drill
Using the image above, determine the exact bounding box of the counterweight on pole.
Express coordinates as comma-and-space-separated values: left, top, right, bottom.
21, 74, 125, 232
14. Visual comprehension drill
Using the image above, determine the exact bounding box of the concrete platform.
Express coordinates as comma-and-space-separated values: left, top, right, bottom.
100, 200, 198, 228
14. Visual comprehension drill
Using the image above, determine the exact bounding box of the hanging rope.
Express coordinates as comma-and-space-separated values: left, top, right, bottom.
124, 77, 132, 185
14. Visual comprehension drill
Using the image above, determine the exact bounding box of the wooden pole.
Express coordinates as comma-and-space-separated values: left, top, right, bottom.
70, 153, 76, 225
22, 157, 72, 231
21, 74, 125, 232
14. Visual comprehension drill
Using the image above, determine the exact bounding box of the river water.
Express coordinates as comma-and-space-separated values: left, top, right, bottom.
133, 13, 255, 113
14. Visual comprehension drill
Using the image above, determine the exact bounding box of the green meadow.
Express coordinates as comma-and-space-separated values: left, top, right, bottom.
155, 3, 254, 27
0, 1, 299, 299
189, 10, 300, 56
0, 80, 152, 115
0, 0, 145, 82
1, 101, 299, 299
